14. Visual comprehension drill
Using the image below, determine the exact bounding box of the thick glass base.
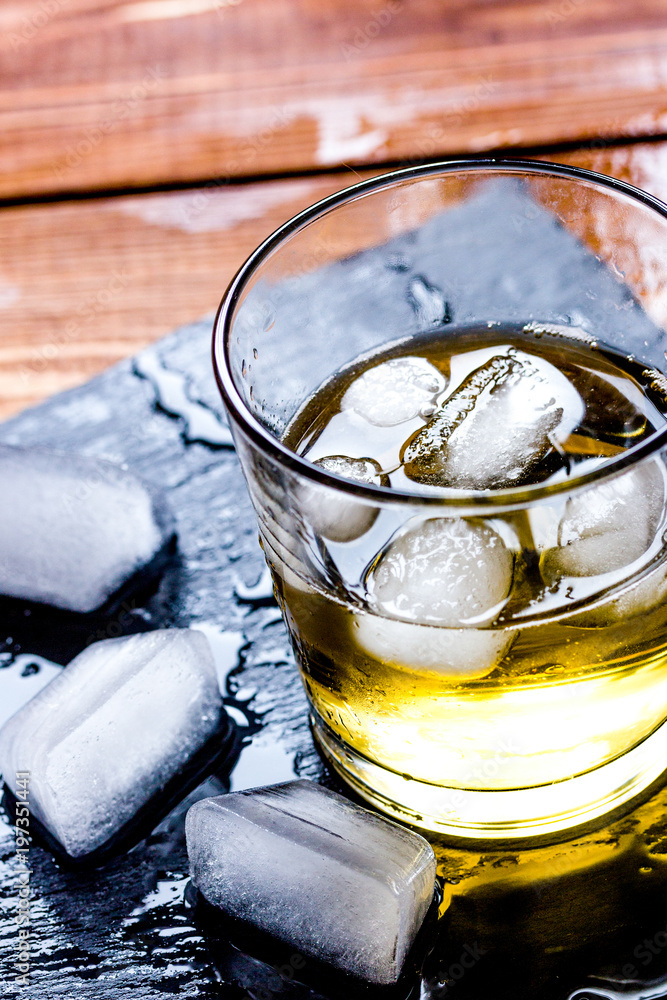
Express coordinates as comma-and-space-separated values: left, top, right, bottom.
312, 712, 667, 840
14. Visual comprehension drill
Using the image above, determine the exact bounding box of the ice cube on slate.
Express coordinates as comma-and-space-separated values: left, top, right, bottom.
340, 356, 446, 427
403, 347, 585, 488
541, 459, 666, 581
299, 455, 383, 542
0, 444, 174, 613
354, 613, 512, 678
0, 629, 224, 860
186, 780, 436, 984
366, 518, 514, 626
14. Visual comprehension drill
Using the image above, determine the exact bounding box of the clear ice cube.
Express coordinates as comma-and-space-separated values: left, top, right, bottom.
186, 780, 436, 984
300, 455, 383, 542
354, 613, 512, 678
569, 559, 667, 627
542, 460, 665, 581
366, 517, 514, 626
340, 356, 446, 427
402, 347, 584, 488
0, 629, 224, 859
0, 445, 174, 612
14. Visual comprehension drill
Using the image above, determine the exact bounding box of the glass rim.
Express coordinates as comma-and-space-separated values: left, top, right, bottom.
212, 156, 667, 511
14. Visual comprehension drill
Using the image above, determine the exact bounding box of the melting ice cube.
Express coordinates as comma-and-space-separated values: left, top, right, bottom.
186, 780, 436, 984
542, 460, 666, 581
570, 558, 667, 627
402, 347, 584, 489
300, 455, 383, 542
366, 517, 514, 626
0, 629, 226, 860
0, 445, 174, 612
359, 518, 514, 676
354, 613, 512, 678
340, 356, 446, 427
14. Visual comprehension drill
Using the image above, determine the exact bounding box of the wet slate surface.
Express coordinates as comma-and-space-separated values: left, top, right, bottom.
3, 183, 667, 999
0, 315, 329, 998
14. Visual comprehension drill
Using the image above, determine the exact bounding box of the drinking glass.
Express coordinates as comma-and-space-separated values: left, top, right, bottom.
213, 159, 667, 839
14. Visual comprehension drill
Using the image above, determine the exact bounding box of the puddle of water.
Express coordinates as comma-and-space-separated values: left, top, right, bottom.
229, 738, 296, 793
234, 566, 275, 603
135, 352, 234, 447
191, 622, 245, 693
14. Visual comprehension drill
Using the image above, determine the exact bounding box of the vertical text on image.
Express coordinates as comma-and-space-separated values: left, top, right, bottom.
13, 770, 32, 987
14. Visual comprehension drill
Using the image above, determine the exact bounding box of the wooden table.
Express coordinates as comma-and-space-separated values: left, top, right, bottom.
3, 0, 667, 420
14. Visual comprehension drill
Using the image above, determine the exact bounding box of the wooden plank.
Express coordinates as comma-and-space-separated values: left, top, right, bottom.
0, 173, 362, 419
3, 141, 667, 421
4, 0, 667, 197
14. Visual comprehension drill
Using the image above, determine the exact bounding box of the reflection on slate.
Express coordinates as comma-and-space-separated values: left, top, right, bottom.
188, 884, 441, 1000
1, 183, 667, 998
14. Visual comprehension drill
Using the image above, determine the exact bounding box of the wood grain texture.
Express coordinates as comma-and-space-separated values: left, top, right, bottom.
4, 0, 667, 197
3, 142, 667, 421
0, 172, 361, 418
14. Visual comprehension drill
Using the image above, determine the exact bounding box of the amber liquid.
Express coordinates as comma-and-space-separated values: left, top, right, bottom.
276, 326, 667, 833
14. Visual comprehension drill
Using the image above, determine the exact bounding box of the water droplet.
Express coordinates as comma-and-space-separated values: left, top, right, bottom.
385, 253, 410, 272
21, 662, 40, 678
241, 359, 247, 377
640, 866, 652, 874
253, 348, 258, 359
407, 275, 450, 326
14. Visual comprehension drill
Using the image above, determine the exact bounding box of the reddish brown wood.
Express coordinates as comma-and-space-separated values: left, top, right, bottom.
3, 0, 667, 197
2, 142, 667, 421
0, 172, 361, 418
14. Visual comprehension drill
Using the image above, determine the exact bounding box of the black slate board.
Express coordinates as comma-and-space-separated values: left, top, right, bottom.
3, 182, 667, 1000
